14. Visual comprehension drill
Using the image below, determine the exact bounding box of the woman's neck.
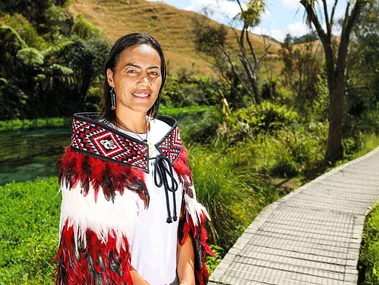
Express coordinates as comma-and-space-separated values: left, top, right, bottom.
115, 109, 147, 134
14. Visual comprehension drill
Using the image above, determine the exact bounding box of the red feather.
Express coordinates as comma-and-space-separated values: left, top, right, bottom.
54, 221, 133, 285
58, 147, 149, 208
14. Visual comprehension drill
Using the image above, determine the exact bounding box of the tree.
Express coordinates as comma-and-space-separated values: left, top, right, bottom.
300, 0, 368, 163
64, 36, 109, 110
0, 25, 75, 119
193, 0, 269, 105
279, 34, 322, 113
345, 1, 379, 133
232, 0, 269, 104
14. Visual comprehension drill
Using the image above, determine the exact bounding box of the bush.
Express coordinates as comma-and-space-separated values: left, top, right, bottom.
220, 101, 299, 144
160, 73, 222, 107
225, 121, 328, 178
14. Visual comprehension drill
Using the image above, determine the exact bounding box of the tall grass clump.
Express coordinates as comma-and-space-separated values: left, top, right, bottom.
188, 145, 279, 250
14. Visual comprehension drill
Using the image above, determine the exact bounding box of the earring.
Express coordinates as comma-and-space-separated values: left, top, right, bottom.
110, 88, 116, 111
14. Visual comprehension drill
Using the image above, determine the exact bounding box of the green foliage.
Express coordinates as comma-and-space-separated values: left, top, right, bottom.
206, 244, 224, 274
189, 144, 279, 248
160, 105, 215, 117
221, 101, 298, 143
235, 0, 265, 27
161, 73, 222, 107
192, 9, 261, 105
71, 14, 101, 40
0, 10, 109, 119
180, 110, 222, 144
346, 1, 379, 137
279, 34, 323, 114
0, 177, 61, 284
359, 204, 379, 285
0, 117, 71, 132
17, 47, 45, 66
4, 14, 48, 49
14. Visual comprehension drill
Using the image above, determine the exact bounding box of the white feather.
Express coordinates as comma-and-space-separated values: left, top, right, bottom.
183, 182, 210, 227
59, 182, 143, 253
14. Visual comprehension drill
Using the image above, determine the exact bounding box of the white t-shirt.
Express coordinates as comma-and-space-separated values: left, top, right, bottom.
110, 118, 182, 285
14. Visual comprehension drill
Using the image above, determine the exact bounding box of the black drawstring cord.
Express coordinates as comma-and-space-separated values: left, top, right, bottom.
153, 155, 179, 223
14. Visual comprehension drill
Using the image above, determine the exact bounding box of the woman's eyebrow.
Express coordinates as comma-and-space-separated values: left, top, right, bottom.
123, 63, 160, 70
124, 63, 141, 68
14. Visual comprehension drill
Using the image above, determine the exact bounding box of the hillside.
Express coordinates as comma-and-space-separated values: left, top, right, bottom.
68, 0, 282, 75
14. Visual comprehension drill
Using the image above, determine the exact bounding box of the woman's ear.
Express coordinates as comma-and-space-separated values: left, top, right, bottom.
107, 68, 115, 88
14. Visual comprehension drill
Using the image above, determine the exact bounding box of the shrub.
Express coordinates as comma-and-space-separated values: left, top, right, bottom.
220, 101, 299, 144
233, 122, 328, 178
161, 73, 222, 107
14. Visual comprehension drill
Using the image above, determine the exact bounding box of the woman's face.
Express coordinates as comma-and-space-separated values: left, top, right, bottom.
107, 44, 162, 116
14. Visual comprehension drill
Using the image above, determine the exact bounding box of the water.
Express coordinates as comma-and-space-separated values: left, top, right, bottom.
0, 111, 210, 185
0, 128, 71, 185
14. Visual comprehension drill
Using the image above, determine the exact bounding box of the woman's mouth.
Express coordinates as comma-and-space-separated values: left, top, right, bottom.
132, 91, 151, 98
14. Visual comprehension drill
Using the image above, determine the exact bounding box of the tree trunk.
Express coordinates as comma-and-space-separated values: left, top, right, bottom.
250, 73, 261, 104
325, 73, 345, 163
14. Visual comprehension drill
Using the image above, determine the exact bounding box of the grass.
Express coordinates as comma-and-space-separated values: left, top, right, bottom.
0, 117, 71, 132
347, 133, 379, 160
359, 202, 379, 285
0, 177, 60, 285
0, 105, 213, 132
159, 105, 215, 117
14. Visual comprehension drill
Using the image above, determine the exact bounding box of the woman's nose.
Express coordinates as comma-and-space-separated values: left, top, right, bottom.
138, 76, 151, 86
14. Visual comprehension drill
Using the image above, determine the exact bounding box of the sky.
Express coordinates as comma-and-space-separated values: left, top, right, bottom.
148, 0, 345, 42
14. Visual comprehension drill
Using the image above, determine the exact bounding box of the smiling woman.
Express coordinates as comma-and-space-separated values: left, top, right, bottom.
54, 33, 213, 285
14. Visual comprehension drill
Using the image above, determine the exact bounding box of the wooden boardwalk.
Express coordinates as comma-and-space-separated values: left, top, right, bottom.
209, 147, 379, 285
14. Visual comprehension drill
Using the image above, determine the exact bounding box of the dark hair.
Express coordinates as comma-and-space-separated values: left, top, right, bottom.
101, 33, 166, 122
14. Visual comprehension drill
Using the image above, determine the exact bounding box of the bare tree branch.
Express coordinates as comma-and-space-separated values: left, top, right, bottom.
300, 0, 329, 46
218, 47, 251, 95
258, 41, 271, 64
322, 0, 332, 38
245, 31, 258, 66
330, 0, 339, 31
336, 0, 364, 75
235, 0, 244, 14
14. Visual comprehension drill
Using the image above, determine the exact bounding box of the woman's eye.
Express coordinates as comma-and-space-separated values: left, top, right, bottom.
149, 72, 159, 77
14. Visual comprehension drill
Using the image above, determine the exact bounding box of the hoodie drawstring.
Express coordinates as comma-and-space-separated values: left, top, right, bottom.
153, 155, 179, 223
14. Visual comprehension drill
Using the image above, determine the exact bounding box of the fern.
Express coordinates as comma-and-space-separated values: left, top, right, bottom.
41, 40, 74, 57
0, 25, 28, 50
16, 47, 44, 66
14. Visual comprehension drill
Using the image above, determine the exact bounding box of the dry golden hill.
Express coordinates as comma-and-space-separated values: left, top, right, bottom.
68, 0, 283, 75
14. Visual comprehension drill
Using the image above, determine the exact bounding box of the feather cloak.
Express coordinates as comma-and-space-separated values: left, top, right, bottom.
54, 113, 213, 285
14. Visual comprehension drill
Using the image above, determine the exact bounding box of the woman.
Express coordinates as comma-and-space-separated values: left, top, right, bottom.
54, 33, 213, 285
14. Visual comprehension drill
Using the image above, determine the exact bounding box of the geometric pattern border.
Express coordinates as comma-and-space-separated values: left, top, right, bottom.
70, 114, 183, 173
